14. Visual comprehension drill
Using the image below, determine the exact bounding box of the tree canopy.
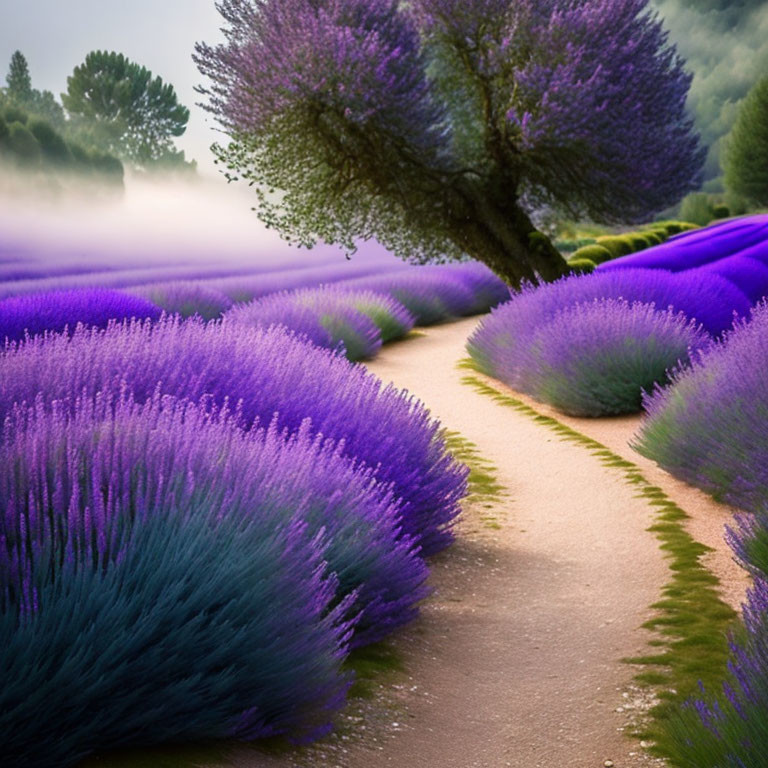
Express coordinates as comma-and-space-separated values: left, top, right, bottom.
5, 51, 32, 103
196, 0, 704, 285
62, 51, 191, 168
724, 77, 768, 208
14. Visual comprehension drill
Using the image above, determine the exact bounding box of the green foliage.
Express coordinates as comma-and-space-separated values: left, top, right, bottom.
63, 50, 191, 169
28, 118, 72, 165
595, 235, 634, 258
570, 244, 612, 265
6, 122, 41, 166
566, 257, 597, 273
554, 237, 597, 253
3, 105, 27, 125
5, 51, 31, 102
0, 115, 8, 146
679, 192, 721, 225
712, 203, 730, 219
724, 76, 768, 208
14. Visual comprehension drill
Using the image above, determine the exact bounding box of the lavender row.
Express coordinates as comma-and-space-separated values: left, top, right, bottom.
0, 322, 467, 766
226, 286, 416, 360
0, 317, 467, 556
465, 268, 743, 416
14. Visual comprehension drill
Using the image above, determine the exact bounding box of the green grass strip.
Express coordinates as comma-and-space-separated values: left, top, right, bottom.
460, 364, 738, 756
444, 430, 508, 529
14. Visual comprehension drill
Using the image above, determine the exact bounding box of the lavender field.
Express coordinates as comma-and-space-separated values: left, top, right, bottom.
3, 0, 768, 767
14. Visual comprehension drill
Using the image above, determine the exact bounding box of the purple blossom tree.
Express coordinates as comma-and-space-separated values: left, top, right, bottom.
195, 0, 703, 286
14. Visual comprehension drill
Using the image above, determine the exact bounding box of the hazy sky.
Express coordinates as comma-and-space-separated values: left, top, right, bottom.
0, 0, 226, 176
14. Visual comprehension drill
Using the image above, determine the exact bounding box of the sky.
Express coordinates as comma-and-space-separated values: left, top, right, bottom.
0, 0, 226, 176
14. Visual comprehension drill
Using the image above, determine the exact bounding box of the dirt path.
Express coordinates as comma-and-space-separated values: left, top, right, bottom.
224, 316, 742, 768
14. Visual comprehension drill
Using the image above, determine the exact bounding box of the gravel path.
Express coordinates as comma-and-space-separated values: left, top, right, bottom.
223, 316, 739, 768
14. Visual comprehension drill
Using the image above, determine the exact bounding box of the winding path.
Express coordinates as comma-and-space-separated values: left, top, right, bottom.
227, 316, 743, 768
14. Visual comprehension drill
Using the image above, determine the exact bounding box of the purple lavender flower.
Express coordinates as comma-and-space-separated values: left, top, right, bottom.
0, 394, 355, 767
498, 298, 708, 417
0, 288, 161, 344
128, 280, 234, 320
0, 318, 467, 555
636, 301, 768, 513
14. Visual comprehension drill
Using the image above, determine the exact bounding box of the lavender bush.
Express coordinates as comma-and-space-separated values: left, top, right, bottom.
698, 255, 768, 304
467, 269, 748, 390
333, 288, 415, 342
635, 302, 768, 513
0, 289, 161, 344
0, 395, 354, 768
336, 270, 479, 325
226, 290, 383, 360
128, 280, 233, 319
0, 319, 467, 555
499, 299, 708, 417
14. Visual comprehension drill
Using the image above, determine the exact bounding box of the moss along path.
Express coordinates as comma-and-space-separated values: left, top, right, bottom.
216, 316, 744, 768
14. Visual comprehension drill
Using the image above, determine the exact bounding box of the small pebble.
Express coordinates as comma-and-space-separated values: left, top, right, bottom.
604, 761, 614, 767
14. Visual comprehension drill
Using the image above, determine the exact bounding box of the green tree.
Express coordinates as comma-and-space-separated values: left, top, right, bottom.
62, 51, 190, 168
724, 77, 768, 208
5, 51, 32, 102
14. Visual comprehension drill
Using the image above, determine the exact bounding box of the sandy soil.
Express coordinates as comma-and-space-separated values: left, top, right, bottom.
213, 315, 748, 768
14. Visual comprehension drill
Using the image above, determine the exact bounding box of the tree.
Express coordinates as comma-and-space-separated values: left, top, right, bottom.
724, 76, 768, 209
195, 0, 704, 286
3, 52, 65, 129
62, 51, 190, 168
5, 51, 32, 103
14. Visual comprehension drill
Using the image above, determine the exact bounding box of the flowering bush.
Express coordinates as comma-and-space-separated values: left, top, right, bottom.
129, 280, 233, 319
635, 302, 768, 512
0, 319, 467, 555
698, 255, 768, 304
0, 288, 161, 344
486, 299, 708, 416
336, 269, 479, 325
467, 270, 747, 389
335, 288, 415, 342
226, 289, 383, 360
0, 395, 354, 768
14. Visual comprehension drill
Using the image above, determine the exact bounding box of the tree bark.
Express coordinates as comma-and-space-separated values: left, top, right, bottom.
444, 184, 571, 288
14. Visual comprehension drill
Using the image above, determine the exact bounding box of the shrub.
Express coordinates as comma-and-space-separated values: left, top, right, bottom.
570, 244, 612, 265
635, 302, 768, 513
337, 288, 415, 342
712, 203, 731, 219
128, 280, 233, 320
0, 289, 161, 344
336, 269, 478, 325
227, 289, 383, 361
595, 235, 634, 259
0, 115, 8, 146
598, 214, 768, 273
467, 269, 746, 387
6, 122, 40, 166
3, 105, 27, 125
27, 118, 72, 166
0, 319, 467, 555
0, 395, 353, 768
566, 258, 596, 274
436, 262, 511, 314
480, 299, 708, 416
680, 192, 718, 226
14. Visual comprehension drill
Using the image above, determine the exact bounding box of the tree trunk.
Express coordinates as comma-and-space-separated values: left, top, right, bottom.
444, 184, 571, 289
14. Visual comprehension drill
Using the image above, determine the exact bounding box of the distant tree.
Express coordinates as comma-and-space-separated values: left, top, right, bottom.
724, 76, 768, 208
196, 0, 704, 286
2, 51, 65, 129
5, 51, 32, 102
62, 51, 191, 168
